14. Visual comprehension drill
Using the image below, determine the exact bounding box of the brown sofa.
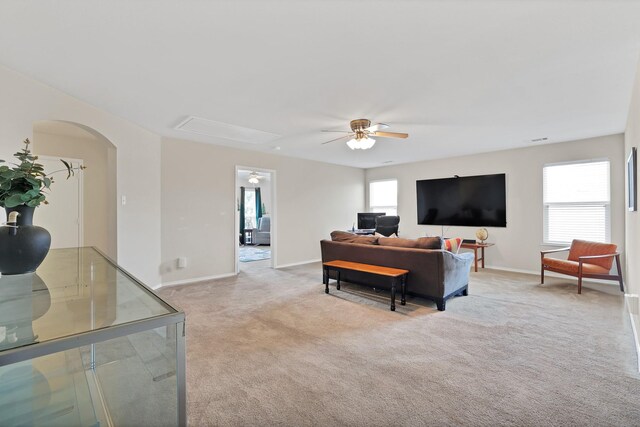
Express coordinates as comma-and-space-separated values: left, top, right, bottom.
320, 236, 474, 311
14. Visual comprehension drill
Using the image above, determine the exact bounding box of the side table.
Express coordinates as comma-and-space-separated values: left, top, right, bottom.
460, 242, 495, 272
244, 229, 254, 245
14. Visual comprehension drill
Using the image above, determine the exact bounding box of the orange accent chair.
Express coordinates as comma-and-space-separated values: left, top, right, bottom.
540, 239, 624, 294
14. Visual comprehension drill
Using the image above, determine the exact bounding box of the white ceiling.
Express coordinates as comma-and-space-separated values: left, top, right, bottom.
2, 1, 640, 169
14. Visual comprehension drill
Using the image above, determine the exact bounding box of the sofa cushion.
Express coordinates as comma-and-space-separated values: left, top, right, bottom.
567, 240, 617, 270
378, 236, 442, 249
542, 257, 610, 275
330, 230, 379, 245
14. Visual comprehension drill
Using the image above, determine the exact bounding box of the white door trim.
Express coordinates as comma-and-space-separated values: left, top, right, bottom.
39, 155, 84, 248
235, 165, 277, 273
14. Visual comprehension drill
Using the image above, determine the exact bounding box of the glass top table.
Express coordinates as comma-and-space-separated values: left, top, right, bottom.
0, 247, 186, 426
0, 247, 184, 363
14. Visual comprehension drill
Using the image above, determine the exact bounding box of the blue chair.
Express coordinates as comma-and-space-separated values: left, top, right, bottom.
252, 216, 271, 245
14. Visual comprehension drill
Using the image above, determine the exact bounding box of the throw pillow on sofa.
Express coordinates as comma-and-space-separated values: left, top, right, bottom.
330, 230, 379, 245
444, 237, 462, 253
378, 236, 442, 249
375, 231, 397, 238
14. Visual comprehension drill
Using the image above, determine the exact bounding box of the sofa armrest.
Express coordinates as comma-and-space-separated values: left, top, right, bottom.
442, 251, 474, 296
454, 252, 475, 262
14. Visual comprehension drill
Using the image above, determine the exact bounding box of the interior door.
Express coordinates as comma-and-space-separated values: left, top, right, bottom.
36, 156, 83, 249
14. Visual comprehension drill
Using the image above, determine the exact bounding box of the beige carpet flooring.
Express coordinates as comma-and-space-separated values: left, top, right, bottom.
159, 260, 640, 426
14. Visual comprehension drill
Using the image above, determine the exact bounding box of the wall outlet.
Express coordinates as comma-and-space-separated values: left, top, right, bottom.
177, 257, 187, 269
121, 195, 127, 206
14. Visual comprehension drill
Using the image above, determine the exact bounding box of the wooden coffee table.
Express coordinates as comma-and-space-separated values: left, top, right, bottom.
460, 242, 494, 272
322, 260, 409, 311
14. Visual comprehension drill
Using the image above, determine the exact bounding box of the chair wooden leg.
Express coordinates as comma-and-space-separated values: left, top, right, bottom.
541, 266, 545, 284
577, 274, 582, 294
615, 255, 624, 293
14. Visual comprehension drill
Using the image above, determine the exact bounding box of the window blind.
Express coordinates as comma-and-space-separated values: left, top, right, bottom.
543, 160, 610, 244
369, 180, 398, 216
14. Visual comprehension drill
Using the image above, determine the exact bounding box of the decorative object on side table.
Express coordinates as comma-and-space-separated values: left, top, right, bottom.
0, 139, 84, 275
475, 227, 489, 243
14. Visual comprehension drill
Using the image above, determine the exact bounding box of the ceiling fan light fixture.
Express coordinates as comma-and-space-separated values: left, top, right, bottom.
347, 137, 376, 150
362, 137, 376, 149
248, 171, 261, 184
321, 118, 406, 148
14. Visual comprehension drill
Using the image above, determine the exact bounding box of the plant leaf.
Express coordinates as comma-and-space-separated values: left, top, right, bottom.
60, 159, 72, 179
5, 194, 24, 208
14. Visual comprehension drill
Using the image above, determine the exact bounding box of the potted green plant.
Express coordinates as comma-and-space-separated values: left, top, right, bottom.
0, 138, 84, 275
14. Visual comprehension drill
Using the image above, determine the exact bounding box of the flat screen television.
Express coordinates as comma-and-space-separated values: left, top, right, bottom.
357, 212, 386, 229
416, 174, 506, 227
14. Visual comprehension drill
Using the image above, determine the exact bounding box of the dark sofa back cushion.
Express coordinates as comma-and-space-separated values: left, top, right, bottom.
330, 230, 379, 245
378, 236, 443, 250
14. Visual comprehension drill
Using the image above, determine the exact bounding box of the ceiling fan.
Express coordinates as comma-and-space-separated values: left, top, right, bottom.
248, 171, 265, 184
321, 119, 409, 150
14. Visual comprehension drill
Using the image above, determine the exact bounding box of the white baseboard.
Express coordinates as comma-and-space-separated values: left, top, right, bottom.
483, 264, 538, 275
625, 294, 640, 372
156, 272, 237, 289
628, 311, 640, 373
275, 259, 321, 269
155, 260, 321, 288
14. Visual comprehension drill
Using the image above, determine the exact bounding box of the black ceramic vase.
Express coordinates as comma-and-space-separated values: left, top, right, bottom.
0, 205, 51, 275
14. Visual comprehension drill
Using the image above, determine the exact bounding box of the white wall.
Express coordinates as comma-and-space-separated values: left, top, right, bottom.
0, 65, 161, 286
33, 127, 118, 259
625, 58, 640, 364
366, 134, 625, 274
161, 137, 365, 285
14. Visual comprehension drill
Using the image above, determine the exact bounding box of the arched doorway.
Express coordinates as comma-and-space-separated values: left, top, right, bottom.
32, 121, 117, 259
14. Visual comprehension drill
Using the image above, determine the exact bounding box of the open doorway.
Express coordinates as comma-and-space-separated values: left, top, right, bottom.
33, 120, 118, 259
37, 155, 84, 249
235, 167, 276, 273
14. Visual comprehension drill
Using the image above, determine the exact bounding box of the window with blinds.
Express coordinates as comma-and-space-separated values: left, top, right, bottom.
369, 179, 398, 216
543, 160, 610, 244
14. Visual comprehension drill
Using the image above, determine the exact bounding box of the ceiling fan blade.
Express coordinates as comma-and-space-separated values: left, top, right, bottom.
322, 134, 353, 144
366, 123, 390, 132
371, 131, 409, 139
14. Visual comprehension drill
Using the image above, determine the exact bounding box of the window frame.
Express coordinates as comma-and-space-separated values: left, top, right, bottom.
243, 187, 256, 229
542, 158, 611, 245
368, 178, 398, 216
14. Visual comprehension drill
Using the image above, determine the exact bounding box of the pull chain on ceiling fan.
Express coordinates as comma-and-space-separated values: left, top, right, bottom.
321, 119, 409, 150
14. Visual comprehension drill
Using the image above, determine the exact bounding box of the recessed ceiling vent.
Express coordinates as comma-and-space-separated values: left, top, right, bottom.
529, 137, 549, 143
174, 116, 280, 144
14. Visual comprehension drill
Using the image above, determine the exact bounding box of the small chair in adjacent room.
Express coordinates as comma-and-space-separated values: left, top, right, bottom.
375, 215, 400, 237
540, 239, 624, 294
252, 215, 271, 245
